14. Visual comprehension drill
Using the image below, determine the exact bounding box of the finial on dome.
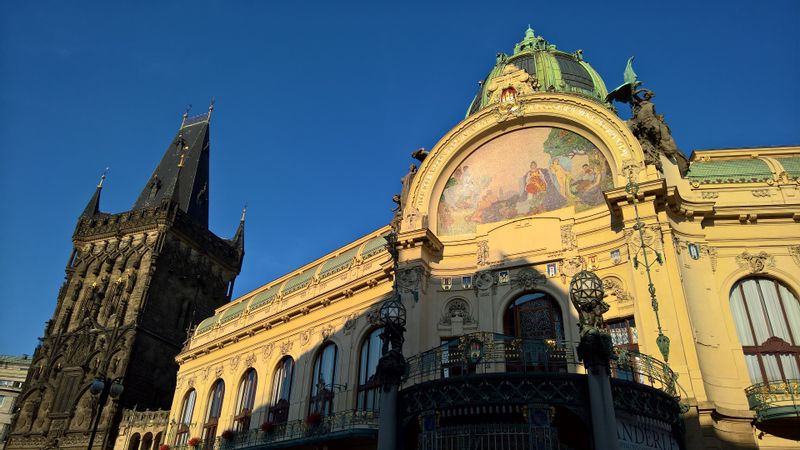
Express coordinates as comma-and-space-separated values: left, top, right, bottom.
525, 25, 535, 38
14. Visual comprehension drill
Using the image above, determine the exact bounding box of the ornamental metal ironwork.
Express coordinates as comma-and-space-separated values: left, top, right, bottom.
745, 379, 800, 423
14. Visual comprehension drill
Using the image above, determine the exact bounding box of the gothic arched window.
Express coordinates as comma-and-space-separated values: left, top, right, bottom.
357, 328, 383, 411
268, 357, 294, 424
504, 291, 564, 341
175, 389, 196, 445
730, 277, 800, 384
202, 379, 225, 443
234, 369, 257, 432
309, 343, 338, 416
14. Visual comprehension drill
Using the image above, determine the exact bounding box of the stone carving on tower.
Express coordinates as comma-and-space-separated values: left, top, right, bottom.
6, 106, 244, 450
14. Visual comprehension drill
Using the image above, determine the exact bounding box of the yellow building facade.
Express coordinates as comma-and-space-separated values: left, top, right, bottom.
156, 29, 799, 450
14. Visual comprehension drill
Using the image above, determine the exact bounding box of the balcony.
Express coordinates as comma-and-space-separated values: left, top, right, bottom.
400, 332, 684, 448
745, 379, 800, 425
403, 332, 679, 398
176, 409, 379, 450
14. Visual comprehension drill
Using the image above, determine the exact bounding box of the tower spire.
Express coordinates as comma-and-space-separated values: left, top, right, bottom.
81, 169, 108, 218
232, 204, 246, 266
133, 105, 211, 227
207, 98, 215, 122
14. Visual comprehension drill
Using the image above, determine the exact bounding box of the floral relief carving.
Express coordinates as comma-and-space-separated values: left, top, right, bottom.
560, 225, 577, 251
321, 324, 334, 340
473, 270, 495, 292
788, 246, 800, 267
558, 257, 585, 283
476, 240, 489, 266
229, 356, 241, 373
602, 277, 633, 303
262, 343, 274, 361
244, 353, 256, 368
279, 340, 292, 356
439, 299, 474, 325
751, 189, 772, 197
214, 366, 223, 378
736, 251, 775, 274
700, 191, 719, 199
513, 268, 546, 289
201, 367, 210, 380
700, 245, 718, 272
367, 308, 382, 325
343, 313, 358, 335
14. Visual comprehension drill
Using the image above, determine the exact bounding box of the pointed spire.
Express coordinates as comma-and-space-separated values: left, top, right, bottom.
232, 204, 246, 264
207, 98, 215, 123
133, 105, 211, 227
181, 104, 192, 128
82, 169, 108, 218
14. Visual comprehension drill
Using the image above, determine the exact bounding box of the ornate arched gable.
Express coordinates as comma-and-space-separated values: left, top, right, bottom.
403, 94, 647, 237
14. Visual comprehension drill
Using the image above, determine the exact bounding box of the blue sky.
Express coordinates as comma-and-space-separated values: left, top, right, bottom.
1, 1, 798, 355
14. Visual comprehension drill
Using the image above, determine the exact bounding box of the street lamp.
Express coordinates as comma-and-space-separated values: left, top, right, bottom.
379, 293, 406, 328
87, 376, 124, 450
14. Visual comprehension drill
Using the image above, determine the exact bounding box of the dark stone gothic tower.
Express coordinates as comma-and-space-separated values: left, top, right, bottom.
6, 109, 244, 450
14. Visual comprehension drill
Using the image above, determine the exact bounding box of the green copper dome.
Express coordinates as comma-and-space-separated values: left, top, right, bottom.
467, 26, 609, 117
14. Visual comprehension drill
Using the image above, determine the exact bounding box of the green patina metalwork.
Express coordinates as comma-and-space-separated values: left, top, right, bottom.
776, 157, 800, 179
467, 26, 609, 117
686, 159, 773, 183
318, 246, 360, 280
282, 266, 319, 295
195, 314, 219, 334
361, 235, 388, 260
248, 283, 282, 311
219, 301, 247, 324
745, 379, 800, 422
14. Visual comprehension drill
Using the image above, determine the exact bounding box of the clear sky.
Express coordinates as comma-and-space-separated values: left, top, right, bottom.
1, 1, 798, 355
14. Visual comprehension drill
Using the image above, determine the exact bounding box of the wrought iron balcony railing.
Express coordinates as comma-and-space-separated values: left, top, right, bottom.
403, 332, 679, 398
745, 379, 800, 422
172, 409, 379, 450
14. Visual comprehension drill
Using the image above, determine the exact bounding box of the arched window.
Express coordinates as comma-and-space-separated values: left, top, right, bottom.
503, 292, 566, 372
357, 328, 383, 411
234, 369, 258, 432
127, 433, 141, 450
730, 277, 800, 384
175, 389, 196, 445
269, 357, 294, 424
309, 343, 338, 416
504, 292, 564, 340
140, 432, 153, 450
202, 380, 225, 444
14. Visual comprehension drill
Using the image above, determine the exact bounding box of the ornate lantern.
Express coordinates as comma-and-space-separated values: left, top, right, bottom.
380, 293, 406, 328
569, 270, 604, 306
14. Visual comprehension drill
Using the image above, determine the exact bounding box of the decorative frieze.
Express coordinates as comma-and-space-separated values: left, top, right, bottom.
790, 245, 800, 267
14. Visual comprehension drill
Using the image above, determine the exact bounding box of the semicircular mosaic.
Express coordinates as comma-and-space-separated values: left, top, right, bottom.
437, 127, 613, 236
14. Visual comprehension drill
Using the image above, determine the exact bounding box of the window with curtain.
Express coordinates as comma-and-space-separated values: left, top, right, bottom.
175, 389, 196, 445
234, 369, 257, 432
606, 316, 640, 381
309, 343, 338, 416
202, 380, 225, 445
607, 317, 639, 351
730, 277, 800, 384
268, 357, 294, 424
357, 328, 383, 411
